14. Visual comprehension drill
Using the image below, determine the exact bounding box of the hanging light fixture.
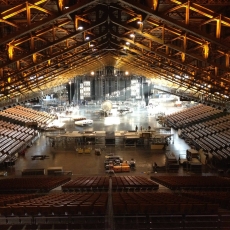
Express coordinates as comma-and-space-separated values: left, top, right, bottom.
89, 42, 95, 47
130, 33, 135, 38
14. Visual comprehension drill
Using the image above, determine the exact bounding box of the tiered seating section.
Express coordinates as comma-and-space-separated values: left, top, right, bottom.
0, 191, 227, 230
0, 176, 229, 229
0, 105, 57, 164
111, 176, 159, 191
0, 193, 108, 216
150, 176, 230, 190
0, 194, 40, 206
0, 106, 56, 130
181, 114, 230, 160
112, 192, 218, 215
0, 120, 36, 164
0, 177, 70, 193
166, 104, 230, 161
183, 191, 230, 211
0, 193, 107, 230
166, 104, 223, 129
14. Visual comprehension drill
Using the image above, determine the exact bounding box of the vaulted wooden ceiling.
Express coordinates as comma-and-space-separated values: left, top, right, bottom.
0, 0, 230, 105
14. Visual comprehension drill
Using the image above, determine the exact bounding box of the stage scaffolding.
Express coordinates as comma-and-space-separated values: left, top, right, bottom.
45, 128, 173, 150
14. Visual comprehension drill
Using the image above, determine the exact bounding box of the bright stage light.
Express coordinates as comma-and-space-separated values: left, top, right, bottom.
47, 119, 65, 128
104, 117, 120, 126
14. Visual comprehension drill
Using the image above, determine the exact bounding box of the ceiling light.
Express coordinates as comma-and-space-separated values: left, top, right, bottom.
78, 26, 83, 30
125, 71, 129, 75
126, 42, 130, 45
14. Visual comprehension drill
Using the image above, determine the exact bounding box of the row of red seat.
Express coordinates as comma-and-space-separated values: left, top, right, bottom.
0, 193, 108, 217
0, 121, 35, 137
15, 106, 55, 119
0, 106, 56, 130
7, 106, 56, 123
0, 112, 50, 130
0, 112, 29, 124
62, 176, 159, 191
0, 194, 40, 206
1, 191, 229, 230
150, 176, 230, 190
166, 105, 222, 129
0, 177, 71, 193
0, 192, 219, 217
0, 222, 105, 230
112, 192, 218, 215
178, 110, 230, 160
0, 120, 34, 133
183, 191, 230, 210
111, 176, 159, 190
62, 177, 110, 191
0, 118, 38, 164
0, 139, 21, 154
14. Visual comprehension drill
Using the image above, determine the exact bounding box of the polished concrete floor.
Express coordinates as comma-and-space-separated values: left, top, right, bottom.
6, 101, 215, 180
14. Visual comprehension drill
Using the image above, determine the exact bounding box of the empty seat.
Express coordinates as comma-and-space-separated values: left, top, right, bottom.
66, 205, 78, 215
179, 204, 193, 215
39, 206, 52, 216
0, 207, 12, 217
25, 206, 39, 216
52, 205, 65, 216
79, 204, 92, 215
113, 203, 126, 215
11, 206, 25, 216
93, 204, 106, 215
166, 204, 180, 215
126, 203, 139, 214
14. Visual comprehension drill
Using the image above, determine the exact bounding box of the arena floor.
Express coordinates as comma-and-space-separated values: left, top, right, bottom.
6, 101, 215, 185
